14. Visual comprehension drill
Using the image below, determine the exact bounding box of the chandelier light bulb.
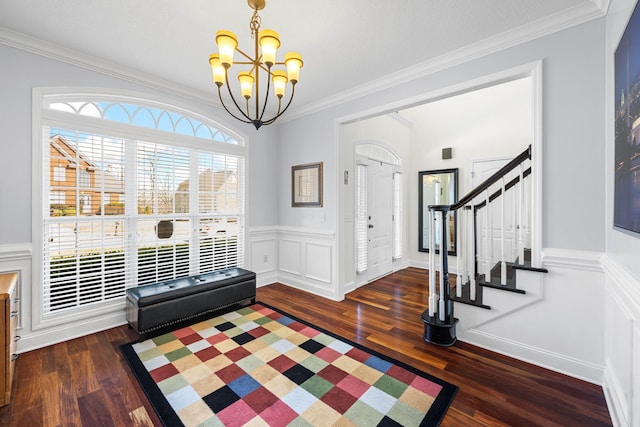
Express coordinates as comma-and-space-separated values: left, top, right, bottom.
259, 30, 280, 67
209, 54, 226, 86
216, 31, 238, 67
284, 52, 303, 84
238, 72, 254, 99
271, 70, 288, 98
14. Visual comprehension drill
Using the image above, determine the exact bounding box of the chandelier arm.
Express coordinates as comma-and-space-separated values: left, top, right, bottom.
262, 84, 296, 125
234, 47, 255, 63
224, 69, 254, 122
217, 86, 252, 124
258, 68, 273, 122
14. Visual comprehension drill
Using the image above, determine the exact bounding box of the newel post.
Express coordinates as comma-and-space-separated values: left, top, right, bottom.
421, 205, 459, 346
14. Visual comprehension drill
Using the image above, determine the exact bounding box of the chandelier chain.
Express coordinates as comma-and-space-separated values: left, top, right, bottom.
249, 10, 261, 39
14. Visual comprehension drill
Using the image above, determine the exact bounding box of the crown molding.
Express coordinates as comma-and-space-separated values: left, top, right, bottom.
1, 0, 607, 125
0, 26, 215, 107
282, 1, 607, 123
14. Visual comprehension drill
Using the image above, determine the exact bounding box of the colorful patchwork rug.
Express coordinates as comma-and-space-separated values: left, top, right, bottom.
121, 303, 457, 426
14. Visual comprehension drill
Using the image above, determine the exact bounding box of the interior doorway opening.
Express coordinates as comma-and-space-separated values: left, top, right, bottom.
338, 64, 540, 299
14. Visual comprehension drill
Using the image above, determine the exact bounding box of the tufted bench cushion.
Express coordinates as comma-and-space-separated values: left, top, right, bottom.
125, 267, 256, 338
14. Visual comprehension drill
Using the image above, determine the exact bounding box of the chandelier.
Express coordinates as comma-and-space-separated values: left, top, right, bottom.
209, 0, 303, 130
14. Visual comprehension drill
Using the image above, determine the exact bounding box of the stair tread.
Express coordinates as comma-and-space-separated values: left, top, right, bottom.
450, 279, 491, 309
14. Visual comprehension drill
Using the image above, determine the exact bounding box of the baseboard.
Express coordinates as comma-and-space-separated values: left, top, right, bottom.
18, 310, 127, 353
276, 272, 343, 301
603, 360, 629, 427
256, 270, 278, 287
459, 328, 604, 385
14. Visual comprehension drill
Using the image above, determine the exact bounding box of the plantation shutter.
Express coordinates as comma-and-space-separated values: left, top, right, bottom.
45, 129, 130, 311
196, 153, 244, 273
393, 172, 403, 260
356, 163, 368, 274
135, 142, 192, 285
43, 127, 244, 315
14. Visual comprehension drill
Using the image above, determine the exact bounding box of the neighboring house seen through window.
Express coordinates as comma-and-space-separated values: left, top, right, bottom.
37, 92, 245, 319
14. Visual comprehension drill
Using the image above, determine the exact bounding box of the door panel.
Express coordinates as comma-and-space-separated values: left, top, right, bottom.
366, 161, 393, 281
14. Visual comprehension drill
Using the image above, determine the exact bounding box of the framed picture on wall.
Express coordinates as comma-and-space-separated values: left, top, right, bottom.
614, 0, 640, 235
292, 162, 323, 207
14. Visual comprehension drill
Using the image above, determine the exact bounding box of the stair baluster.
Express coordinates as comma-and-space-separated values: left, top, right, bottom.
421, 145, 548, 345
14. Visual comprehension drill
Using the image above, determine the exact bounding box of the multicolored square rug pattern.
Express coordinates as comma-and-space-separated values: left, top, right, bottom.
121, 303, 457, 426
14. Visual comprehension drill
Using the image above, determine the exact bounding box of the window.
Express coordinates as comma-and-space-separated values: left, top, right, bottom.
393, 172, 403, 260
355, 163, 368, 274
53, 166, 66, 182
38, 92, 244, 319
50, 191, 65, 206
78, 169, 90, 188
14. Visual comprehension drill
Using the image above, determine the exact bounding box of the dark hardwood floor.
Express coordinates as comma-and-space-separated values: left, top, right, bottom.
0, 267, 612, 426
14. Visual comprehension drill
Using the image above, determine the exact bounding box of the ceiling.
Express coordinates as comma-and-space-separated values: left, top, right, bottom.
0, 0, 605, 118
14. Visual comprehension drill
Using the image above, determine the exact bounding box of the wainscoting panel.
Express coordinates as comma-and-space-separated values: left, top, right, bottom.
305, 242, 332, 284
277, 227, 338, 300
279, 239, 302, 276
602, 255, 640, 427
457, 248, 606, 385
247, 227, 278, 286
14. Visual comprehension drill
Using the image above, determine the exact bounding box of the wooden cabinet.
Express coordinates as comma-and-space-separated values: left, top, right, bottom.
0, 273, 18, 407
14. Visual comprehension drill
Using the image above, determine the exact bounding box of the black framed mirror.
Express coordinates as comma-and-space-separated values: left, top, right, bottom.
418, 168, 458, 255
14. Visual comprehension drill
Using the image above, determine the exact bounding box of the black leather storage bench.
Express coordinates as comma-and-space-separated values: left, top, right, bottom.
125, 267, 256, 337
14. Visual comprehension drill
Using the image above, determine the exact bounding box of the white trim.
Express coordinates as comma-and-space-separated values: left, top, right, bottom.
542, 248, 605, 272
1, 2, 605, 124
276, 226, 335, 239
32, 87, 248, 332
337, 61, 544, 301
337, 61, 541, 125
18, 311, 127, 354
530, 61, 544, 268
461, 328, 605, 385
0, 244, 32, 261
602, 254, 640, 309
283, 3, 604, 122
0, 27, 215, 106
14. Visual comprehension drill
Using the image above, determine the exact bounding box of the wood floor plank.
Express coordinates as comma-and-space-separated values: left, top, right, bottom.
77, 389, 115, 427
41, 372, 62, 426
0, 267, 611, 426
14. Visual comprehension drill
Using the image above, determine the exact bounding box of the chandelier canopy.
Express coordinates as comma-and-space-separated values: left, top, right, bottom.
209, 0, 303, 130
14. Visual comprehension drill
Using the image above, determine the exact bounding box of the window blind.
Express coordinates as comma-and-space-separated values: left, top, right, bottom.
356, 163, 368, 274
393, 172, 403, 261
43, 127, 244, 314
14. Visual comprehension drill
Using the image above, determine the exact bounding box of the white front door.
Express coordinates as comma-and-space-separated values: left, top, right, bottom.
366, 160, 393, 282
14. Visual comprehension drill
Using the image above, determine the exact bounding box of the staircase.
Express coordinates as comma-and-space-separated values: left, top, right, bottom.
421, 145, 548, 346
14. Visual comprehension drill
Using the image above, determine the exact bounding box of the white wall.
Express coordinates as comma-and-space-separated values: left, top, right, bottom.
278, 19, 606, 253
403, 77, 533, 268
604, 1, 640, 425
0, 42, 279, 351
275, 14, 611, 399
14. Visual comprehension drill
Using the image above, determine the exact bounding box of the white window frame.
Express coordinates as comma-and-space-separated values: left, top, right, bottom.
32, 88, 246, 330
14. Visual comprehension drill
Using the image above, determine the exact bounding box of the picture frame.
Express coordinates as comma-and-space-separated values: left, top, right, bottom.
292, 162, 323, 207
614, 0, 640, 235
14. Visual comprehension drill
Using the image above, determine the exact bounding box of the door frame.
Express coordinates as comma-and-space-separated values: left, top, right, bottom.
336, 61, 543, 299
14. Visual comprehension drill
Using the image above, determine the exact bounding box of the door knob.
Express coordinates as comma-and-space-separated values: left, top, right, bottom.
368, 224, 374, 229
